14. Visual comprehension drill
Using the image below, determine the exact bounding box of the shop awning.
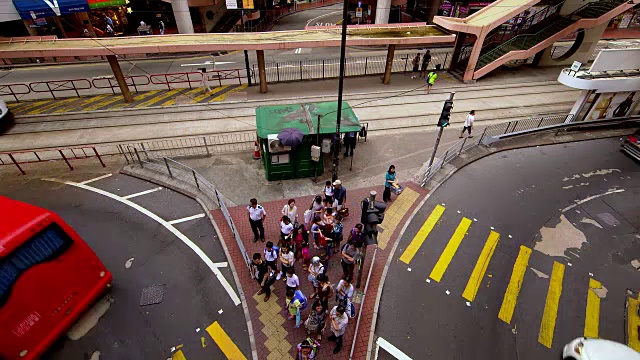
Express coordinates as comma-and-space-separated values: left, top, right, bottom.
88, 0, 126, 9
13, 0, 89, 19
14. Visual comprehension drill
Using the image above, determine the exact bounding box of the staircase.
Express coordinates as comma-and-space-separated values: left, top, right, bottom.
475, 0, 627, 71
211, 11, 242, 33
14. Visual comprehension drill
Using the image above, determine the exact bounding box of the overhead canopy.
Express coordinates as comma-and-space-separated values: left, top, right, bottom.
255, 101, 361, 139
12, 0, 89, 19
0, 24, 454, 58
88, 0, 126, 9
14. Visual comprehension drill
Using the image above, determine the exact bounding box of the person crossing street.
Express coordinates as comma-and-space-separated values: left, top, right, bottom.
460, 110, 475, 138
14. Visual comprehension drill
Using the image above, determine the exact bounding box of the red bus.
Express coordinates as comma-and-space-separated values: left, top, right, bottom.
0, 196, 112, 359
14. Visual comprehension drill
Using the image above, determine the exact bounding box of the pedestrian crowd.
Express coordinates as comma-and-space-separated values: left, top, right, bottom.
248, 179, 367, 356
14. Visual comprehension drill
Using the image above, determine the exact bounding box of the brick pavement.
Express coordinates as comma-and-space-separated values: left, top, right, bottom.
212, 180, 428, 359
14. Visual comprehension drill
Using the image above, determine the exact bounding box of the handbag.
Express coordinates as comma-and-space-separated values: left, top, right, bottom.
304, 209, 313, 224
338, 207, 349, 217
391, 183, 404, 195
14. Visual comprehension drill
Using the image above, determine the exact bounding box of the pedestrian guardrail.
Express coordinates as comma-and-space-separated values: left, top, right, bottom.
0, 146, 106, 175
420, 114, 573, 186
0, 83, 30, 102
29, 79, 92, 99
92, 75, 150, 94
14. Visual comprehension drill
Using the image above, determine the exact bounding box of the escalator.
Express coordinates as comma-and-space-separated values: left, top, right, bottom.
211, 11, 242, 33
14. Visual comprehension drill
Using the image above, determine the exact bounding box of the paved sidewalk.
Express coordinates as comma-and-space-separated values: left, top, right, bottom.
211, 182, 428, 360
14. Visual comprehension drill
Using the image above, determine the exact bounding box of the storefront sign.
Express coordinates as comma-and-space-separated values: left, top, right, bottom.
87, 0, 126, 9
226, 0, 238, 10
13, 0, 89, 19
356, 7, 362, 18
468, 2, 492, 6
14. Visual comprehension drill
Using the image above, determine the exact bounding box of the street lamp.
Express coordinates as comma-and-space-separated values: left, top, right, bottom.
332, 0, 350, 182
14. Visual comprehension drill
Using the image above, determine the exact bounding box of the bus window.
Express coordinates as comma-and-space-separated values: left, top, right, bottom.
0, 224, 72, 307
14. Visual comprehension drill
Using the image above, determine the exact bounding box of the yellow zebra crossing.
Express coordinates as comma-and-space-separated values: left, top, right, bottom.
168, 321, 247, 360
402, 204, 612, 350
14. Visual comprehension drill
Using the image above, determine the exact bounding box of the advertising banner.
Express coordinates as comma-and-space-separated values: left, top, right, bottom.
586, 91, 640, 121
13, 0, 89, 19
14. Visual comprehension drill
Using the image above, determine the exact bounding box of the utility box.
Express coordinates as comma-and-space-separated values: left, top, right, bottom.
255, 101, 361, 181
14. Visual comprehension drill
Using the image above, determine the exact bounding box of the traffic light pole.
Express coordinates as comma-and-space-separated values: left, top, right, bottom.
427, 92, 455, 175
240, 13, 252, 87
332, 0, 350, 182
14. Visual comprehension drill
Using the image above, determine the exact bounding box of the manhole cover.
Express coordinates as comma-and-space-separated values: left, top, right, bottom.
596, 213, 620, 227
140, 284, 166, 306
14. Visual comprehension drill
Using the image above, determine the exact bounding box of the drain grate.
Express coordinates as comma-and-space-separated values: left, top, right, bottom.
140, 284, 166, 306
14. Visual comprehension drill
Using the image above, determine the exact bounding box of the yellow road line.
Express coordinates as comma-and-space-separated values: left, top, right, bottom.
162, 87, 207, 105
53, 94, 110, 113
462, 231, 500, 302
171, 350, 187, 360
27, 97, 78, 115
584, 278, 602, 338
193, 85, 230, 103
538, 261, 565, 348
206, 321, 247, 360
208, 84, 248, 102
498, 245, 532, 324
108, 90, 161, 110
376, 188, 420, 250
399, 204, 445, 264
9, 100, 51, 114
429, 217, 472, 282
135, 89, 188, 108
628, 295, 640, 351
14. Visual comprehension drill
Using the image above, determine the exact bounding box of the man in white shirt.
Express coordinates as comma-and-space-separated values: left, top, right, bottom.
326, 305, 349, 353
248, 198, 266, 242
460, 110, 475, 138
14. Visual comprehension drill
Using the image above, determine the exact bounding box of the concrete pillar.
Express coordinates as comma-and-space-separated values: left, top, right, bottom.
23, 20, 39, 36
77, 12, 97, 37
107, 55, 133, 102
568, 89, 594, 122
450, 32, 466, 69
375, 0, 391, 24
426, 0, 440, 24
463, 33, 483, 82
171, 0, 195, 34
257, 50, 268, 93
383, 44, 395, 85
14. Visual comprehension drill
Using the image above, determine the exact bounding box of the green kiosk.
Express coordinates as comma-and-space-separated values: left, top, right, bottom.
256, 101, 361, 181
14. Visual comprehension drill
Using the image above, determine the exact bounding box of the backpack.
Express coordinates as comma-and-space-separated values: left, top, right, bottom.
359, 126, 367, 138
265, 246, 279, 260
293, 290, 308, 310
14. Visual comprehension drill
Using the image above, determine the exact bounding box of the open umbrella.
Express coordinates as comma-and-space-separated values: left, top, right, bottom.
277, 128, 304, 147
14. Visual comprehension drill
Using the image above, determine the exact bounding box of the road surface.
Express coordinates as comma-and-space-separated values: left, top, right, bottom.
376, 138, 640, 359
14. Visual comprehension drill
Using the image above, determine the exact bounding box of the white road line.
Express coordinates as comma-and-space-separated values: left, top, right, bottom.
375, 337, 413, 360
561, 188, 625, 212
168, 213, 206, 225
122, 187, 163, 199
294, 48, 302, 54
306, 10, 342, 27
212, 262, 228, 268
43, 178, 241, 306
79, 173, 113, 184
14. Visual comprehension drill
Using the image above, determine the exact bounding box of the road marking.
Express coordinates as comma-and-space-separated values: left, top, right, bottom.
399, 204, 445, 264
498, 245, 532, 324
42, 178, 241, 306
429, 217, 472, 282
294, 48, 302, 54
306, 10, 343, 26
168, 213, 206, 225
561, 188, 625, 212
375, 337, 412, 360
538, 261, 565, 348
376, 188, 420, 250
122, 187, 162, 199
206, 321, 247, 360
628, 294, 640, 351
584, 278, 602, 338
79, 173, 113, 184
462, 230, 500, 302
171, 350, 187, 360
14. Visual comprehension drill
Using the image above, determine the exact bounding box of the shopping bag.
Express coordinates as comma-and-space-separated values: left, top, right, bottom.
391, 183, 404, 195
304, 209, 313, 224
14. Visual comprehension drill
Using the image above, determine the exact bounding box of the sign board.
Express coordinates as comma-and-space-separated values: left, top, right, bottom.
226, 0, 253, 9
357, 0, 361, 7
225, 0, 238, 9
356, 7, 362, 17
570, 61, 582, 72
590, 48, 640, 73
243, 0, 254, 9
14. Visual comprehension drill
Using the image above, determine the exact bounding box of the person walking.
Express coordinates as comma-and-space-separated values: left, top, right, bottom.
158, 20, 165, 35
326, 305, 349, 353
460, 110, 475, 138
333, 180, 347, 211
420, 50, 432, 78
426, 70, 438, 94
343, 131, 356, 157
341, 240, 359, 279
410, 53, 421, 79
105, 23, 114, 36
383, 165, 396, 203
248, 198, 266, 242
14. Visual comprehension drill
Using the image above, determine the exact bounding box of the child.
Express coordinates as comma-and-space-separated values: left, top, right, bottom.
330, 214, 344, 257
279, 244, 295, 280
285, 289, 302, 321
324, 181, 334, 203
264, 241, 280, 279
308, 256, 324, 298
310, 216, 324, 250
297, 339, 319, 359
305, 300, 327, 341
280, 216, 294, 248
285, 267, 300, 293
293, 225, 304, 261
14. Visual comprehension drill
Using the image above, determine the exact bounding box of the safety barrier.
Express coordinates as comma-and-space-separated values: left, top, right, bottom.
0, 83, 31, 102
28, 79, 92, 99
150, 69, 248, 90
0, 146, 106, 175
92, 75, 150, 94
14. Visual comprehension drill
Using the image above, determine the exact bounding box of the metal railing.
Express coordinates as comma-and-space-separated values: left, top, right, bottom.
253, 52, 452, 84
29, 79, 92, 99
0, 83, 30, 102
92, 75, 150, 94
420, 114, 573, 186
0, 146, 106, 175
215, 189, 251, 271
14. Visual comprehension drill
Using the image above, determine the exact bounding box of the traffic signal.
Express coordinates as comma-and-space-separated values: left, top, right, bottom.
437, 99, 454, 127
360, 198, 386, 246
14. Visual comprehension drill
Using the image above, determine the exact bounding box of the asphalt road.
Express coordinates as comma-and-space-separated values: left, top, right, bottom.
376, 138, 640, 359
273, 3, 344, 30
0, 173, 250, 360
